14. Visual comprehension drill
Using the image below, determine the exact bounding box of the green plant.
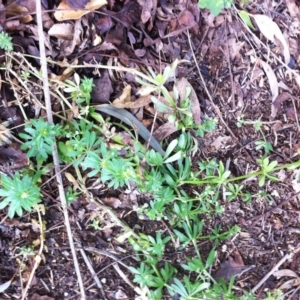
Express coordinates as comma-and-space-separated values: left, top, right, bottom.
63, 73, 94, 106
0, 31, 13, 51
237, 115, 274, 154
19, 118, 63, 166
195, 116, 218, 137
65, 187, 80, 205
0, 172, 41, 218
198, 0, 233, 16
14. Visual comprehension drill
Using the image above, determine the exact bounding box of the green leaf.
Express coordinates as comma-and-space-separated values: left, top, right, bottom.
95, 104, 165, 155
239, 10, 255, 29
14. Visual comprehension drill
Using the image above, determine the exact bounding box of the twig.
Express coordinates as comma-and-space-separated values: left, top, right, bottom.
251, 244, 300, 293
78, 244, 107, 299
21, 205, 44, 300
246, 191, 300, 224
224, 18, 235, 110
84, 247, 132, 270
35, 1, 86, 299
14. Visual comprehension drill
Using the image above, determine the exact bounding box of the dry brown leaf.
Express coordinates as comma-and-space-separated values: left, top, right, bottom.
64, 18, 84, 55
214, 251, 249, 281
91, 71, 113, 104
137, 0, 153, 24
286, 0, 300, 17
54, 0, 107, 21
48, 23, 74, 40
210, 136, 231, 150
6, 2, 33, 23
115, 289, 128, 300
175, 78, 201, 125
278, 278, 300, 290
252, 14, 290, 64
258, 59, 279, 119
102, 197, 122, 209
65, 0, 90, 9
153, 122, 178, 141
112, 85, 132, 108
274, 269, 299, 279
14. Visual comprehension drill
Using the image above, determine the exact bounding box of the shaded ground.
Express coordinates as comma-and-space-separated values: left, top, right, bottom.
0, 0, 300, 299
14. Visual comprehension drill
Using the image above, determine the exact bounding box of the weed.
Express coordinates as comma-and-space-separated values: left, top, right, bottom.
5, 58, 300, 300
65, 187, 80, 205
19, 118, 62, 166
198, 0, 233, 16
0, 172, 41, 218
63, 73, 94, 106
0, 31, 13, 52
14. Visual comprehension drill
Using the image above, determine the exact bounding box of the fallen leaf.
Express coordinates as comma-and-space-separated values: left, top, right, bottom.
115, 289, 128, 300
137, 0, 153, 24
214, 251, 252, 281
285, 0, 300, 17
210, 136, 231, 150
102, 197, 122, 208
153, 122, 178, 141
274, 269, 299, 278
278, 278, 300, 290
252, 14, 290, 64
0, 280, 11, 293
54, 0, 107, 21
91, 71, 113, 104
112, 85, 132, 108
48, 23, 74, 40
65, 0, 90, 9
258, 59, 279, 119
29, 294, 55, 300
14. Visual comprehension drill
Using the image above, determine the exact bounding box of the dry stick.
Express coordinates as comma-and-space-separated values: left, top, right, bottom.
35, 1, 86, 299
251, 244, 300, 293
224, 18, 236, 110
77, 245, 107, 300
21, 206, 44, 300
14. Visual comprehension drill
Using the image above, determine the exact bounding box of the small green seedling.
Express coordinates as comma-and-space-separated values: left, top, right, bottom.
19, 118, 62, 166
198, 0, 233, 16
0, 31, 13, 51
0, 172, 41, 218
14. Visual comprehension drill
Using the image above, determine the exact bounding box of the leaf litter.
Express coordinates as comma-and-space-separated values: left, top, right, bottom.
0, 0, 300, 299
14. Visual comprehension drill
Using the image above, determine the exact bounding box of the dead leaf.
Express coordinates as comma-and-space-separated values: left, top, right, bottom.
102, 197, 122, 209
6, 2, 33, 23
48, 23, 74, 40
153, 122, 178, 141
258, 59, 279, 119
286, 0, 300, 17
274, 269, 299, 279
137, 0, 153, 24
112, 85, 132, 108
54, 0, 107, 21
115, 289, 128, 300
252, 14, 290, 64
0, 280, 11, 293
29, 294, 55, 300
214, 251, 251, 281
278, 278, 300, 290
210, 136, 231, 150
91, 71, 113, 104
178, 10, 195, 27
65, 0, 90, 9
0, 124, 13, 145
273, 92, 292, 109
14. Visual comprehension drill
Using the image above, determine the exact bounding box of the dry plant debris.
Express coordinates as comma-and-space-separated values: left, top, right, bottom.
0, 0, 299, 299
